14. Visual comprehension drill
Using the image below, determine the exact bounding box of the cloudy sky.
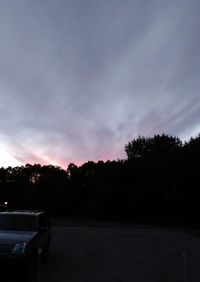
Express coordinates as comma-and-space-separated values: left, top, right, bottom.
0, 0, 200, 168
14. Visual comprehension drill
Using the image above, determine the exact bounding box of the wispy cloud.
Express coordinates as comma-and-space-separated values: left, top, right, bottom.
0, 0, 200, 167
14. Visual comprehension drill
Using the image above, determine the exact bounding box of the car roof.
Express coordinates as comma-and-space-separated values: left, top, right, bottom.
0, 209, 45, 216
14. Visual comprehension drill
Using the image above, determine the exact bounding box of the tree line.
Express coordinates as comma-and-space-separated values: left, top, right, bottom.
0, 134, 200, 225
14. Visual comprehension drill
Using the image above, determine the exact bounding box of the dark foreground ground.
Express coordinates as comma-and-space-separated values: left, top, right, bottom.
5, 220, 200, 282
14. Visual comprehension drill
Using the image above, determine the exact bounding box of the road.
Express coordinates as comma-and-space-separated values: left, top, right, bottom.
34, 224, 200, 282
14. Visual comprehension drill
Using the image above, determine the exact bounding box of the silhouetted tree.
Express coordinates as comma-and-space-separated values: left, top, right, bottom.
1, 133, 200, 227
125, 134, 182, 160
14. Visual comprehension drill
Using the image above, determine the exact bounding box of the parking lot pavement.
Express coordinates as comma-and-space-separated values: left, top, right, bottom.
35, 225, 200, 282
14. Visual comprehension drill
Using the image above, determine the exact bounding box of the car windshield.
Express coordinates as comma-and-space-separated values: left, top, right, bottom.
0, 214, 37, 231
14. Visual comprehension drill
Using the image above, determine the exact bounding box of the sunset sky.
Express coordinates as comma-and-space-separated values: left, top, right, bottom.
0, 0, 200, 169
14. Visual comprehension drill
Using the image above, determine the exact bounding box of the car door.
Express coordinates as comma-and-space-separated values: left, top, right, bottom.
37, 213, 50, 251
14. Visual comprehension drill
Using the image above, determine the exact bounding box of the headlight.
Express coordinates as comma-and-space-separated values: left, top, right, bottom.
12, 242, 27, 254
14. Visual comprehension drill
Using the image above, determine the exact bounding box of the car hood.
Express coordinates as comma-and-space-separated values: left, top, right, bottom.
0, 230, 37, 244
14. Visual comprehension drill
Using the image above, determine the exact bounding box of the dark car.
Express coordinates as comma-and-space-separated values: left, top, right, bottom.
0, 209, 51, 280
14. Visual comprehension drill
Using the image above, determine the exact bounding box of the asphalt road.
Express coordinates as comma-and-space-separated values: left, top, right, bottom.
34, 225, 200, 282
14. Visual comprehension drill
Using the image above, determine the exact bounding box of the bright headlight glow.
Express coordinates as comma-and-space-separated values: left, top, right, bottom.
12, 242, 27, 254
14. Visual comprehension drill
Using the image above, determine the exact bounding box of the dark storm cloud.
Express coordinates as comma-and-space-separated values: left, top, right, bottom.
0, 0, 200, 167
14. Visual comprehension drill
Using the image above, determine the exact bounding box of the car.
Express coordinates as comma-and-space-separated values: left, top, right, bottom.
0, 209, 51, 280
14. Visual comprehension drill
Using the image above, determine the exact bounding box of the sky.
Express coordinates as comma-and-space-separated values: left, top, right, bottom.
0, 0, 200, 169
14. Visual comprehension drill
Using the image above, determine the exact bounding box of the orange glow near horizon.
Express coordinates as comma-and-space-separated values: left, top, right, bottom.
0, 140, 125, 169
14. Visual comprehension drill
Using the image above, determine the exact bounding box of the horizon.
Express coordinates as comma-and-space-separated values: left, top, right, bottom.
0, 132, 198, 170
